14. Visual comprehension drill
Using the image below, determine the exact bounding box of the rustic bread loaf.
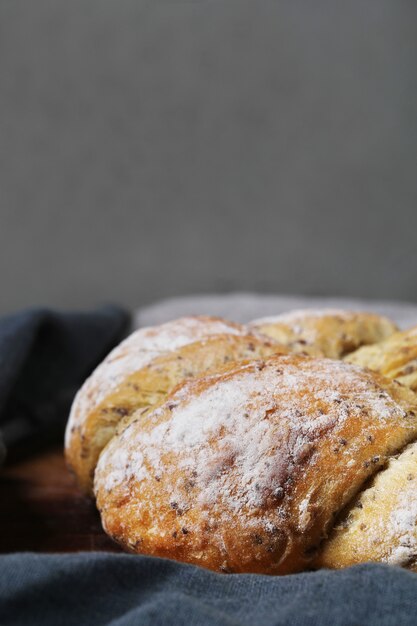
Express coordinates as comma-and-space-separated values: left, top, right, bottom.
65, 316, 284, 494
94, 354, 417, 574
249, 309, 397, 358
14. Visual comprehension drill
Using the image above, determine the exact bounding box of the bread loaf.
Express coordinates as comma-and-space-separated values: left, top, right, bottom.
66, 308, 417, 574
94, 354, 417, 574
249, 309, 397, 358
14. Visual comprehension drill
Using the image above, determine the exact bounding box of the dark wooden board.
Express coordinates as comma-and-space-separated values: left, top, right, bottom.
0, 447, 123, 553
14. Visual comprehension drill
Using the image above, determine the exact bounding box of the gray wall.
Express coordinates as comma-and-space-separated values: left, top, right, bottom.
1, 0, 416, 315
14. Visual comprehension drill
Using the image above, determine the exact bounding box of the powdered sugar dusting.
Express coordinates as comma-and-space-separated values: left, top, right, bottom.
65, 316, 246, 444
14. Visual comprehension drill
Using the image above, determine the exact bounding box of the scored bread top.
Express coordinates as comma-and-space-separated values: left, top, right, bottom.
94, 354, 417, 574
249, 309, 397, 358
346, 325, 417, 391
65, 316, 283, 494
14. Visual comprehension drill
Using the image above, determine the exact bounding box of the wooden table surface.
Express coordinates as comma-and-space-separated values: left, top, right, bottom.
0, 447, 122, 553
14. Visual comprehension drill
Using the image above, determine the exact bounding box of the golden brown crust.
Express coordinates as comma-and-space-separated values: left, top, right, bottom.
345, 325, 417, 391
317, 438, 417, 571
94, 354, 417, 574
65, 316, 284, 495
249, 309, 397, 358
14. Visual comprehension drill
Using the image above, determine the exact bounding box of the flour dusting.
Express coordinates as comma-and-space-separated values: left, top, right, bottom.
98, 357, 407, 507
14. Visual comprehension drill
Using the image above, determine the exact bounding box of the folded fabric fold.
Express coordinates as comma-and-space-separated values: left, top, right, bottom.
0, 553, 416, 626
0, 306, 130, 462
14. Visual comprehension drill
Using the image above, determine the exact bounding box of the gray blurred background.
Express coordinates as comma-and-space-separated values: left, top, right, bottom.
1, 0, 416, 315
